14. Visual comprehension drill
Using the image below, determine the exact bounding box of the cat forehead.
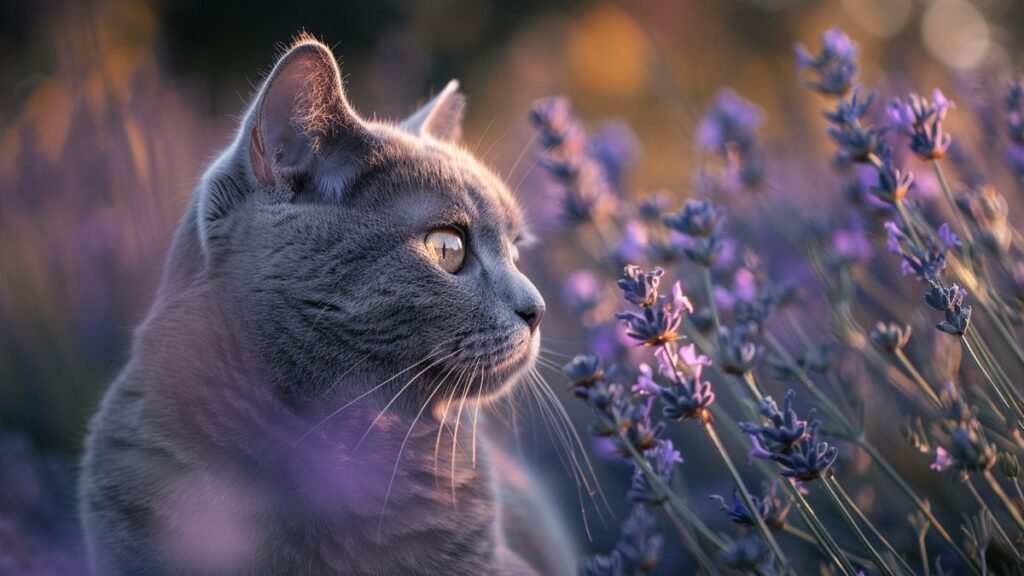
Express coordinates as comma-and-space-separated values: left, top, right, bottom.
355, 126, 525, 236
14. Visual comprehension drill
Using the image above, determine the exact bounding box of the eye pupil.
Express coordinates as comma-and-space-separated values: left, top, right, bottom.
425, 228, 465, 274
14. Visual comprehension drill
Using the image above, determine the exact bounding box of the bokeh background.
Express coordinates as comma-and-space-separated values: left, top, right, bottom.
3, 0, 1024, 572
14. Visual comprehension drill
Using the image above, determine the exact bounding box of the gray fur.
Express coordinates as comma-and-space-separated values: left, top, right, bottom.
80, 36, 574, 575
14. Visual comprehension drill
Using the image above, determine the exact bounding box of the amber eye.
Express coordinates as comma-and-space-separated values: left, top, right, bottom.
424, 228, 465, 273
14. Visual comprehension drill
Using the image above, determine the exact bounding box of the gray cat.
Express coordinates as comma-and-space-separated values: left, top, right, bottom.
80, 35, 575, 575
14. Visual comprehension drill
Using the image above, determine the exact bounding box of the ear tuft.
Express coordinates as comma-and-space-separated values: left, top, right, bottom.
400, 80, 466, 142
248, 37, 363, 186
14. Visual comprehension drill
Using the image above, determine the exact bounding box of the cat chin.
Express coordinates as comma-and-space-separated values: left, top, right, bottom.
471, 331, 539, 403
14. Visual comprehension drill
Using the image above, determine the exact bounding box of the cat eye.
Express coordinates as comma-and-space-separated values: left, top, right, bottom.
424, 228, 465, 273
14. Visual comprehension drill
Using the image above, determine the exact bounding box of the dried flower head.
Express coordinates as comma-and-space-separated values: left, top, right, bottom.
870, 322, 912, 353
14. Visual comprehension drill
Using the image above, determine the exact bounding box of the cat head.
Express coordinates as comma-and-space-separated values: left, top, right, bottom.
189, 36, 544, 411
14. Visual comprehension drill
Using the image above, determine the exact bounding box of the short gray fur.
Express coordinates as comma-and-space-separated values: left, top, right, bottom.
80, 35, 575, 575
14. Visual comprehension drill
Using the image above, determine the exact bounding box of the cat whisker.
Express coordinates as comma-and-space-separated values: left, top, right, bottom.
521, 369, 594, 540
480, 123, 513, 165
450, 359, 480, 507
434, 362, 469, 488
295, 337, 459, 444
471, 389, 482, 469
529, 368, 612, 519
377, 359, 459, 539
470, 114, 498, 158
354, 347, 463, 453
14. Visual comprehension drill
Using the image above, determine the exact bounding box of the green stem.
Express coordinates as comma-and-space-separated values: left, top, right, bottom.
742, 371, 766, 404
787, 483, 859, 576
982, 469, 1024, 532
832, 476, 917, 576
781, 524, 876, 568
618, 433, 725, 550
962, 333, 1022, 426
965, 479, 1019, 561
821, 476, 898, 576
702, 266, 721, 335
893, 349, 943, 409
932, 161, 974, 246
661, 502, 719, 575
895, 200, 924, 247
857, 441, 981, 575
704, 422, 793, 573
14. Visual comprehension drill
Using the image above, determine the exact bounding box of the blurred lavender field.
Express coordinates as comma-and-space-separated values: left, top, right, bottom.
5, 0, 1024, 574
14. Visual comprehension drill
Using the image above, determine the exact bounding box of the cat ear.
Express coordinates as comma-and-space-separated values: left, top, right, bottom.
248, 37, 366, 186
400, 80, 465, 142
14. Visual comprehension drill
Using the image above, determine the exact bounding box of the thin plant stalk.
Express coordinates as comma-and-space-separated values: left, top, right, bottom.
766, 332, 980, 574
702, 266, 721, 335
617, 432, 724, 550
787, 483, 859, 576
831, 476, 918, 576
893, 349, 942, 408
704, 421, 793, 573
964, 479, 1020, 560
982, 469, 1024, 532
821, 476, 899, 576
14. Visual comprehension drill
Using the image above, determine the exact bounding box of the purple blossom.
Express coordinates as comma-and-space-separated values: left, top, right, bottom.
696, 89, 763, 155
888, 89, 956, 160
529, 96, 616, 225
825, 88, 887, 163
662, 198, 721, 238
938, 222, 962, 250
795, 27, 859, 96
631, 363, 662, 396
930, 447, 952, 472
1005, 79, 1024, 144
588, 120, 639, 195
627, 439, 683, 505
563, 270, 602, 313
617, 265, 664, 308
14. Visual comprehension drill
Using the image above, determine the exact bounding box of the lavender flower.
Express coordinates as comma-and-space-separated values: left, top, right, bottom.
580, 551, 623, 576
888, 89, 956, 160
588, 120, 639, 196
564, 354, 605, 395
627, 439, 683, 505
617, 265, 664, 308
617, 303, 685, 347
795, 28, 858, 96
825, 88, 887, 164
742, 391, 838, 482
947, 422, 997, 474
885, 221, 946, 280
563, 270, 603, 313
616, 268, 691, 346
662, 199, 721, 238
696, 89, 763, 155
923, 282, 972, 336
870, 322, 912, 353
937, 223, 961, 250
616, 505, 664, 573
718, 323, 760, 375
740, 391, 807, 452
711, 484, 789, 529
659, 371, 715, 423
871, 150, 914, 203
1005, 78, 1024, 144
718, 534, 772, 573
530, 97, 615, 225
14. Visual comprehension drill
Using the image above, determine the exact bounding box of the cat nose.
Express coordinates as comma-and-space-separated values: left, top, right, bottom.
516, 303, 545, 334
